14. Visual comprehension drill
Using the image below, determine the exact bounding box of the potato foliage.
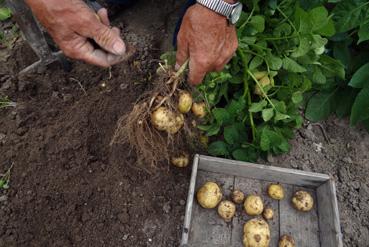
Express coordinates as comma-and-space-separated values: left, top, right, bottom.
195, 0, 344, 161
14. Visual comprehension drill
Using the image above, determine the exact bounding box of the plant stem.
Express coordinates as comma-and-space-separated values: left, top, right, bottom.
238, 49, 256, 141
247, 70, 277, 110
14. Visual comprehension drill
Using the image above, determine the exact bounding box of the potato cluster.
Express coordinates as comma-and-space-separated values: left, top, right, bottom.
196, 181, 314, 247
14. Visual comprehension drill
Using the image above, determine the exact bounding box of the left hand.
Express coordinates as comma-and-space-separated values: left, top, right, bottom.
176, 3, 238, 85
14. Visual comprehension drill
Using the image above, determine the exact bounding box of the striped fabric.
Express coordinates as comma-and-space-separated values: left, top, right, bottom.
196, 0, 234, 18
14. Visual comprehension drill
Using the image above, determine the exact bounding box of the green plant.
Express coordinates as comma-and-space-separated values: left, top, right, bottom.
0, 163, 13, 190
305, 0, 369, 131
0, 0, 11, 21
196, 0, 344, 161
0, 96, 16, 108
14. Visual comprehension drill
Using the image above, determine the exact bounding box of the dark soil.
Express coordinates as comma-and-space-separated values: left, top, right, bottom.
0, 1, 368, 247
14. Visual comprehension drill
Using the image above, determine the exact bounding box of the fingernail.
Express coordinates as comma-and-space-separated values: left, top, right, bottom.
113, 42, 126, 55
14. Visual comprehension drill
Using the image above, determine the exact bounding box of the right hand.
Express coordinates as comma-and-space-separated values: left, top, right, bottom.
25, 0, 126, 67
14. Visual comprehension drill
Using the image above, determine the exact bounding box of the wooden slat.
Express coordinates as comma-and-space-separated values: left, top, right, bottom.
198, 155, 329, 187
181, 154, 199, 246
279, 185, 320, 247
260, 181, 280, 247
230, 178, 280, 246
317, 181, 343, 247
188, 170, 234, 246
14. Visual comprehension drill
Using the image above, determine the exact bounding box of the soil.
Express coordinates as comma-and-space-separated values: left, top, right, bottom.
0, 1, 368, 247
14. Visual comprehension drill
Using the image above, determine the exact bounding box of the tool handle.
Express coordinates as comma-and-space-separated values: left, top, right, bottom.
85, 0, 103, 13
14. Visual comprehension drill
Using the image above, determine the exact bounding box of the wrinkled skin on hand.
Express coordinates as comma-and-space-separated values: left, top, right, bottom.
176, 3, 238, 85
25, 0, 126, 67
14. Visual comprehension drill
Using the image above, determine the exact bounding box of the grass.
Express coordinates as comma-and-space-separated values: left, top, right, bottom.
0, 96, 16, 108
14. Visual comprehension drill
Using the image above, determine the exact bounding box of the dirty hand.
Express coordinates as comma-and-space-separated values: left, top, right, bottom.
25, 0, 126, 67
176, 2, 238, 85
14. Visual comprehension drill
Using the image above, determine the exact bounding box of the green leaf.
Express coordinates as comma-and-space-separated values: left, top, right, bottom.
332, 0, 369, 33
312, 67, 326, 84
275, 112, 290, 121
262, 108, 274, 122
260, 128, 283, 152
0, 179, 4, 189
282, 57, 307, 73
249, 56, 264, 70
291, 36, 310, 58
0, 7, 11, 21
224, 125, 239, 145
319, 55, 346, 79
160, 51, 176, 65
249, 15, 265, 33
212, 108, 231, 125
292, 91, 303, 104
358, 22, 369, 44
208, 141, 229, 156
350, 87, 369, 126
249, 100, 267, 113
334, 87, 358, 118
349, 62, 369, 89
232, 148, 257, 162
266, 52, 283, 70
305, 91, 336, 121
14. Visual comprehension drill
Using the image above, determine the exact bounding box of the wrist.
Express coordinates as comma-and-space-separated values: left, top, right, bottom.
224, 0, 237, 3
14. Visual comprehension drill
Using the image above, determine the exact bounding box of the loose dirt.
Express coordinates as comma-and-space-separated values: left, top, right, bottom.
0, 1, 368, 247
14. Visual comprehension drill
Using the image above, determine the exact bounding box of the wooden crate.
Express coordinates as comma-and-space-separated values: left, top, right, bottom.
180, 155, 342, 247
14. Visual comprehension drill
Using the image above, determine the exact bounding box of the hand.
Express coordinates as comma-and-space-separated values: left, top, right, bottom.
176, 3, 238, 85
25, 0, 126, 67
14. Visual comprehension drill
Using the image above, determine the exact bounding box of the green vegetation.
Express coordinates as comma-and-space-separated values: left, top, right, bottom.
197, 0, 344, 161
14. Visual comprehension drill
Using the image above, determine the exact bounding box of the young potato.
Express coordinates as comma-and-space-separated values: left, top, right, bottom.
217, 200, 236, 222
171, 153, 189, 168
267, 184, 285, 200
191, 102, 207, 118
151, 107, 184, 134
178, 91, 193, 113
243, 218, 270, 247
262, 207, 274, 220
279, 235, 295, 247
292, 190, 314, 212
254, 71, 268, 80
232, 189, 245, 204
196, 182, 222, 209
254, 76, 271, 96
244, 195, 264, 216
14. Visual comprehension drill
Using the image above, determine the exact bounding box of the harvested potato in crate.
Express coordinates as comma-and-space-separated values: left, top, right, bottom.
180, 155, 342, 247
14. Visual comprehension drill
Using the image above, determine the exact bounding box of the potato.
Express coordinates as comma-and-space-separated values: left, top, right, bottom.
217, 200, 236, 222
151, 107, 184, 134
263, 207, 274, 220
254, 71, 268, 80
243, 218, 270, 247
166, 113, 184, 134
171, 153, 189, 168
232, 190, 245, 204
192, 102, 207, 118
292, 190, 314, 212
199, 134, 209, 147
244, 195, 264, 216
254, 76, 271, 96
279, 235, 295, 247
178, 91, 193, 113
196, 182, 222, 209
267, 184, 284, 200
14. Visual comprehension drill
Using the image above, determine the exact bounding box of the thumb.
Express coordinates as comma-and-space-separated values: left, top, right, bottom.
91, 22, 126, 56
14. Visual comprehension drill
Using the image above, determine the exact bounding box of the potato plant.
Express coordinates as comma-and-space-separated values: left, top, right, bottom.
196, 0, 344, 161
305, 0, 369, 131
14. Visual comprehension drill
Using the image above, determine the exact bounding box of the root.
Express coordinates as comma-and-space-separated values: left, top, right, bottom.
110, 61, 194, 167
